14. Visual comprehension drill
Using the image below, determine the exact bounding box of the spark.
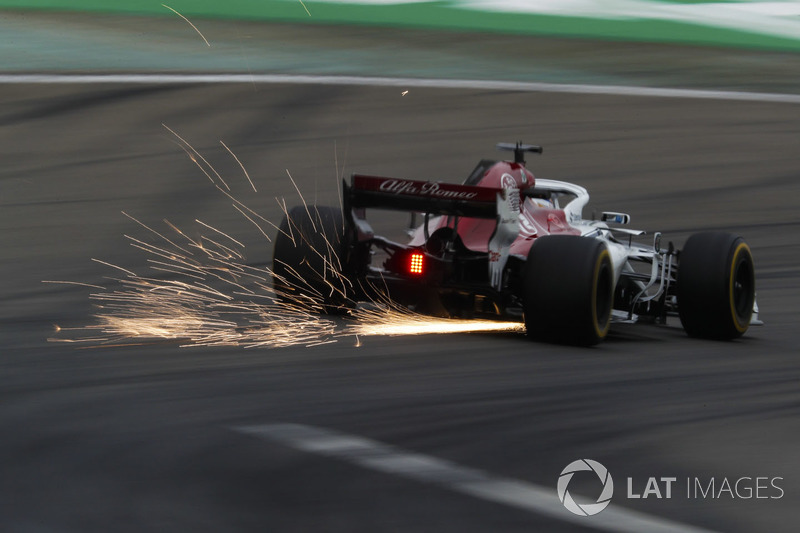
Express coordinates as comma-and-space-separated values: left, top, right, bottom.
163, 219, 201, 248
211, 183, 274, 235
42, 280, 106, 290
162, 4, 211, 47
286, 169, 317, 233
344, 297, 524, 338
195, 219, 245, 248
53, 214, 340, 349
188, 151, 217, 186
298, 0, 312, 17
198, 234, 242, 260
350, 314, 524, 337
122, 211, 193, 255
276, 197, 296, 246
162, 124, 230, 191
51, 149, 527, 350
220, 140, 257, 192
232, 204, 272, 243
91, 258, 137, 277
168, 139, 216, 187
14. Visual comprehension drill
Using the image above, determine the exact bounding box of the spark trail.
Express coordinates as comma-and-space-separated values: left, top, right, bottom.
49, 133, 524, 349
162, 4, 211, 47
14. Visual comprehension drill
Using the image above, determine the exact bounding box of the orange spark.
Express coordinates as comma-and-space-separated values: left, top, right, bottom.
220, 140, 257, 192
42, 280, 106, 290
51, 157, 527, 350
162, 124, 230, 191
162, 4, 211, 46
298, 0, 312, 17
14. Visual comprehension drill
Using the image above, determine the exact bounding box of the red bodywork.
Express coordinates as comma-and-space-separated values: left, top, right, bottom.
405, 161, 579, 257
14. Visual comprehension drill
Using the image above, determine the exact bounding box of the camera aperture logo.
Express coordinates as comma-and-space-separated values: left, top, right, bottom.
557, 459, 614, 516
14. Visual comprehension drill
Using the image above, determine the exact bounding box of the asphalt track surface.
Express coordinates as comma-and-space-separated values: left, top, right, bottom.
2, 34, 800, 533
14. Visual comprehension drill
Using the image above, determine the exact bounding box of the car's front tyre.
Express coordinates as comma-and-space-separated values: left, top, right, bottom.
677, 231, 755, 340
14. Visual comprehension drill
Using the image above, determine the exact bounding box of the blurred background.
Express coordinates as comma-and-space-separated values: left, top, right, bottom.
2, 0, 800, 89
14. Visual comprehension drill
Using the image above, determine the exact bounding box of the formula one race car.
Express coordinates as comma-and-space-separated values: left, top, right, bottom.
273, 142, 758, 345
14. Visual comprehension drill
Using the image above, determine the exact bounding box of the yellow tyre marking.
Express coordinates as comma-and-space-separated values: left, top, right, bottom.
592, 249, 612, 339
729, 242, 752, 333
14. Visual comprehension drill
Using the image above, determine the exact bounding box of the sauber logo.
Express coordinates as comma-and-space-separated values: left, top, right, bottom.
379, 179, 479, 200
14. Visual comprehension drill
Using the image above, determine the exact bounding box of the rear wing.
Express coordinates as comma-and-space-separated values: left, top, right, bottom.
345, 174, 502, 219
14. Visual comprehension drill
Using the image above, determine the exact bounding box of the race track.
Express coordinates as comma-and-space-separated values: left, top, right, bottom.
2, 76, 800, 531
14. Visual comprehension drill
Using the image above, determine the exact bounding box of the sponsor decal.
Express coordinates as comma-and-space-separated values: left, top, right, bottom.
500, 172, 517, 189
353, 175, 501, 203
378, 179, 480, 200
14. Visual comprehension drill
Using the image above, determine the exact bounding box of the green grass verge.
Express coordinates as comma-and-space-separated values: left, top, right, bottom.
2, 0, 799, 52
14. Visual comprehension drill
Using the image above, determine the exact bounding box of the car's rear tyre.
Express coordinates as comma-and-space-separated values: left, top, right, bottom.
523, 236, 613, 346
677, 232, 754, 340
272, 205, 351, 314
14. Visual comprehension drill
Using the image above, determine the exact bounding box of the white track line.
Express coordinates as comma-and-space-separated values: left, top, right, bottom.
235, 423, 720, 533
1, 73, 799, 104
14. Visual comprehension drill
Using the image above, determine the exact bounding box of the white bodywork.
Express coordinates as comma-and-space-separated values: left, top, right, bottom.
532, 178, 642, 282
529, 178, 760, 325
531, 179, 669, 322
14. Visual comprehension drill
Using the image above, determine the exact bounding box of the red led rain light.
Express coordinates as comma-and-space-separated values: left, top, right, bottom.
409, 253, 424, 275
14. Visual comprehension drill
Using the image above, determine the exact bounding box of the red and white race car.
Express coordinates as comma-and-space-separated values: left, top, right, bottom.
273, 142, 759, 345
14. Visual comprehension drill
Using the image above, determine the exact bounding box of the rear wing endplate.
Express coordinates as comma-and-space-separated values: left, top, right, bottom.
345, 174, 501, 219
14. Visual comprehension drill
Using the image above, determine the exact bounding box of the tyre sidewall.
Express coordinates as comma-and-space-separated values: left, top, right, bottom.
523, 236, 613, 346
677, 232, 754, 339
